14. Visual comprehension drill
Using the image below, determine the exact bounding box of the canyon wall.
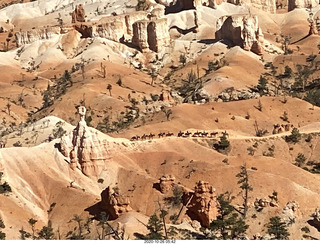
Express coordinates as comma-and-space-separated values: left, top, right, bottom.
215, 14, 264, 55
14, 27, 61, 47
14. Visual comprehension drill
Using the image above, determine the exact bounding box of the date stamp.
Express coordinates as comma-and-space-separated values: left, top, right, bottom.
144, 240, 176, 243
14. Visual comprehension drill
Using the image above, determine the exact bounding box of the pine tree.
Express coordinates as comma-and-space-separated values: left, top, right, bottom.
257, 76, 268, 95
236, 164, 253, 218
266, 216, 290, 240
210, 193, 248, 240
145, 214, 164, 240
285, 128, 301, 143
28, 218, 38, 240
38, 221, 54, 240
219, 134, 230, 150
97, 212, 108, 240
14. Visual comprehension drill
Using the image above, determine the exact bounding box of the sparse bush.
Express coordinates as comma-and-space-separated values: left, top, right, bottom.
206, 60, 220, 74
305, 134, 312, 143
285, 128, 301, 143
255, 100, 263, 111
150, 94, 159, 102
301, 226, 310, 233
38, 221, 54, 240
280, 111, 289, 122
295, 153, 306, 167
247, 146, 255, 156
0, 181, 11, 195
179, 54, 186, 66
254, 121, 268, 137
116, 77, 122, 87
52, 121, 66, 139
263, 145, 275, 157
178, 70, 205, 103
47, 202, 56, 214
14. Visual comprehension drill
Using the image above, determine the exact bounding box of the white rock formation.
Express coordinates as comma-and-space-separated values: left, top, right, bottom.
59, 106, 110, 177
215, 14, 264, 55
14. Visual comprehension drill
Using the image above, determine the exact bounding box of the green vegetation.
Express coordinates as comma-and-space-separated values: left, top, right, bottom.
214, 134, 230, 154
51, 121, 66, 139
209, 193, 248, 240
0, 217, 5, 240
285, 128, 301, 143
164, 186, 183, 207
0, 173, 12, 195
256, 76, 268, 96
236, 164, 253, 218
266, 216, 290, 240
144, 214, 164, 240
295, 153, 306, 167
42, 70, 73, 109
178, 70, 205, 103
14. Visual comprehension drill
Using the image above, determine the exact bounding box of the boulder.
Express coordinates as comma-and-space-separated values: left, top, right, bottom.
281, 201, 299, 225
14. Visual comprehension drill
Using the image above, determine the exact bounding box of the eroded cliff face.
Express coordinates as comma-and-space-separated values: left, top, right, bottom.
73, 9, 169, 53
132, 18, 170, 52
215, 14, 264, 55
93, 21, 125, 42
158, 0, 275, 12
288, 0, 318, 11
59, 106, 110, 178
14, 27, 61, 47
243, 0, 276, 13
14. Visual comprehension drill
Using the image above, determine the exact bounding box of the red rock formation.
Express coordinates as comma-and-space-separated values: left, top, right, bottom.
100, 186, 132, 219
74, 24, 93, 38
184, 181, 219, 227
72, 4, 86, 23
159, 174, 175, 194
